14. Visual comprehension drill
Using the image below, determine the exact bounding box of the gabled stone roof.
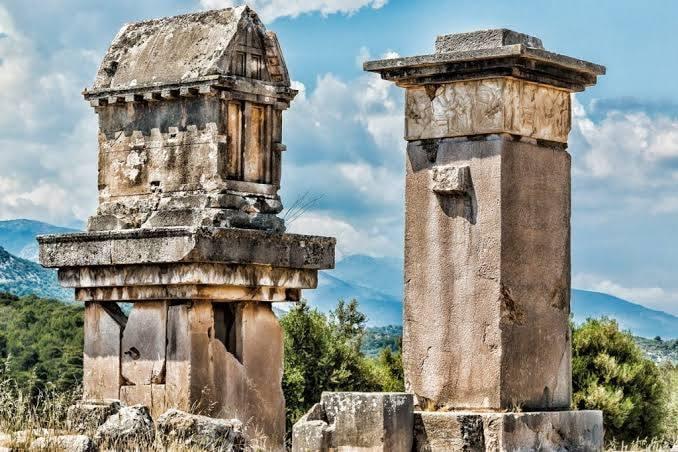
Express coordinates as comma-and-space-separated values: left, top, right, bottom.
90, 6, 289, 94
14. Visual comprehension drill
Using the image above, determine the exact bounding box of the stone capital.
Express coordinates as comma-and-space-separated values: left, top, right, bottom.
365, 29, 604, 143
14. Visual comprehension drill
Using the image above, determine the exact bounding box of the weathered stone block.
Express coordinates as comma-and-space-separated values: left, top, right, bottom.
29, 435, 95, 452
413, 410, 604, 452
83, 303, 126, 400
94, 405, 155, 448
403, 137, 571, 411
67, 400, 121, 434
292, 392, 414, 452
156, 409, 247, 451
121, 302, 167, 385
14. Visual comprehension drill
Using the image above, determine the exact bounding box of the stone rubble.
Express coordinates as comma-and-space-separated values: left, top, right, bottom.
156, 409, 248, 451
94, 405, 155, 448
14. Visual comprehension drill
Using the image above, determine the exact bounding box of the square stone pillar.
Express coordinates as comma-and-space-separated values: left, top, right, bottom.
366, 29, 605, 450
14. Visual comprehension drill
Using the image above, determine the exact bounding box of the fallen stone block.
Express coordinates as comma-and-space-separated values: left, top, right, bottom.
292, 392, 414, 452
156, 409, 248, 451
67, 399, 121, 434
94, 404, 154, 448
29, 434, 95, 452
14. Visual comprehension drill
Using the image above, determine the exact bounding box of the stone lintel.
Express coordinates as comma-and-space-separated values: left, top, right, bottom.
37, 227, 336, 270
75, 284, 301, 303
413, 410, 604, 452
58, 263, 317, 289
364, 42, 605, 92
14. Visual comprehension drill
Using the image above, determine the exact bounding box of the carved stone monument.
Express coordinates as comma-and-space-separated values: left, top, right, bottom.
38, 7, 335, 449
363, 29, 606, 450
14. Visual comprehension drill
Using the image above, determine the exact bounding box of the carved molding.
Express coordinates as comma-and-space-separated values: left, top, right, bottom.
405, 78, 571, 143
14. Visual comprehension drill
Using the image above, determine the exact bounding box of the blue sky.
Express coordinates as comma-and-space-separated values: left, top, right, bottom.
0, 0, 677, 315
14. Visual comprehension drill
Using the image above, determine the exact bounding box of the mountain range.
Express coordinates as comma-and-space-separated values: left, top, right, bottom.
0, 219, 676, 339
307, 255, 678, 339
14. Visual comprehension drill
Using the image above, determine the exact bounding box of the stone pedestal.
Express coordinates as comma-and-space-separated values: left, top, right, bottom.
364, 29, 606, 450
38, 7, 335, 451
414, 411, 604, 452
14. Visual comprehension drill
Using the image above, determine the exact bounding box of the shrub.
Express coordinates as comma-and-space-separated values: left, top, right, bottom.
572, 318, 667, 442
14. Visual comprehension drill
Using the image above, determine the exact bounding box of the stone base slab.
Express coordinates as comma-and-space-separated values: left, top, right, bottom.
38, 227, 335, 270
414, 410, 603, 452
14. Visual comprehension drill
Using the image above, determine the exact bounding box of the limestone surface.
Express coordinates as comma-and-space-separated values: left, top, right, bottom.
292, 392, 414, 452
94, 405, 155, 448
67, 399, 122, 434
29, 435, 95, 452
413, 410, 604, 452
156, 409, 247, 451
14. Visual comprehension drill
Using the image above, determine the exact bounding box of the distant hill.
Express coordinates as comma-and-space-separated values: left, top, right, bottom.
0, 219, 675, 340
0, 219, 78, 261
304, 254, 678, 339
0, 246, 73, 301
571, 289, 678, 340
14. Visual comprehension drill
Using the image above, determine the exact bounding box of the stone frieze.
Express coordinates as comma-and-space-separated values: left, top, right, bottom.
405, 78, 571, 143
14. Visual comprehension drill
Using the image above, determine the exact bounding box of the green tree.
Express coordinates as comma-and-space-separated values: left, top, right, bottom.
572, 318, 666, 441
281, 300, 382, 432
372, 346, 404, 392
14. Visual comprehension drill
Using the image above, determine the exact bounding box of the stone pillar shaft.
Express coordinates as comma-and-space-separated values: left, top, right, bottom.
365, 29, 605, 412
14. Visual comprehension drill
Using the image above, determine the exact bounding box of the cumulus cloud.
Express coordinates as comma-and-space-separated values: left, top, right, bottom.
0, 5, 97, 226
286, 211, 398, 259
199, 0, 387, 22
573, 273, 678, 316
278, 49, 405, 258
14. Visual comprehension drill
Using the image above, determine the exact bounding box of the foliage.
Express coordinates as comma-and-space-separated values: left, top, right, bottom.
572, 318, 667, 442
0, 292, 83, 396
362, 325, 403, 357
280, 299, 402, 433
659, 363, 677, 443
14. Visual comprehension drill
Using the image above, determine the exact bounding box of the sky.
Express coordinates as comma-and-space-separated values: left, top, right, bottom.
0, 0, 677, 315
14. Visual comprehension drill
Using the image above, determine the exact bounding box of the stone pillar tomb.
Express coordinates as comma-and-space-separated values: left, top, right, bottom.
38, 7, 335, 449
363, 29, 606, 450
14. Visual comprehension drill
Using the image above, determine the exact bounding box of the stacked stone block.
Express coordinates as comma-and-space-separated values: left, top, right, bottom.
38, 7, 335, 450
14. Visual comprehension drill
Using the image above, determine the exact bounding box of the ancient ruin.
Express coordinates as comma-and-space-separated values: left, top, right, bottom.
294, 29, 606, 451
38, 7, 335, 450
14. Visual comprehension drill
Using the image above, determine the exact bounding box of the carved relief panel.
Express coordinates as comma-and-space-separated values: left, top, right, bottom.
405, 78, 571, 143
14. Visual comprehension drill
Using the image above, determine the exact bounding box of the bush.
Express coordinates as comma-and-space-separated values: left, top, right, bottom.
281, 298, 407, 434
572, 318, 667, 442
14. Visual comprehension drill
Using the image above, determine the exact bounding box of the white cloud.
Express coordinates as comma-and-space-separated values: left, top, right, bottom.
0, 5, 97, 226
572, 98, 678, 182
199, 0, 387, 22
573, 273, 678, 316
286, 211, 397, 259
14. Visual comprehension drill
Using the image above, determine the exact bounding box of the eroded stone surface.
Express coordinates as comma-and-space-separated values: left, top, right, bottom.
157, 409, 247, 451
94, 405, 155, 448
292, 392, 414, 452
67, 400, 121, 434
405, 78, 571, 142
29, 435, 95, 452
403, 136, 571, 411
39, 227, 335, 270
435, 29, 544, 53
414, 411, 603, 452
83, 303, 126, 400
